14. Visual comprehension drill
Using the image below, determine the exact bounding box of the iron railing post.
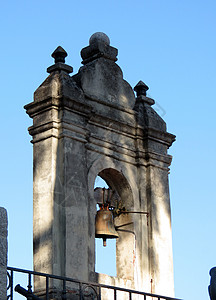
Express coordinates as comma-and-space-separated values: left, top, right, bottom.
45, 276, 49, 300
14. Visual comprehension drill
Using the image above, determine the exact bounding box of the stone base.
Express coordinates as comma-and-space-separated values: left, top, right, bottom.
34, 284, 99, 300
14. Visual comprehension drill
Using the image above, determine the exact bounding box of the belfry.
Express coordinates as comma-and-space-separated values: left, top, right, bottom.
25, 32, 176, 298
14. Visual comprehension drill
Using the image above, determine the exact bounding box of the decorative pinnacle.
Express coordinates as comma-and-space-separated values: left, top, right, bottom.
89, 32, 110, 46
47, 46, 73, 74
81, 32, 117, 65
51, 46, 68, 63
134, 80, 149, 97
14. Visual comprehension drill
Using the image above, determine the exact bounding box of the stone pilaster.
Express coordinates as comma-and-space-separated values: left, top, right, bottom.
0, 207, 8, 300
25, 46, 93, 296
134, 81, 175, 296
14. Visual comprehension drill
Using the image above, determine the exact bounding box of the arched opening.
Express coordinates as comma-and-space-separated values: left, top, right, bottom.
93, 168, 135, 281
94, 176, 116, 276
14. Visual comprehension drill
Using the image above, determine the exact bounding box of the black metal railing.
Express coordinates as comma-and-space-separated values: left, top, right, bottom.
7, 266, 182, 300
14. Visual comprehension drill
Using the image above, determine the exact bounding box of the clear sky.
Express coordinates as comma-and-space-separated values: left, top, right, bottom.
1, 1, 216, 299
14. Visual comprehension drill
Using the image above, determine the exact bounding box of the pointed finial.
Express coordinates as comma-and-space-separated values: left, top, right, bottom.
47, 46, 73, 74
134, 80, 155, 105
51, 46, 68, 63
134, 81, 149, 97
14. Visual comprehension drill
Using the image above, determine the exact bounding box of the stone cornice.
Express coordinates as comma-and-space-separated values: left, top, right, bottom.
29, 120, 88, 144
136, 126, 176, 148
25, 95, 175, 150
24, 96, 92, 119
25, 98, 175, 167
136, 150, 173, 166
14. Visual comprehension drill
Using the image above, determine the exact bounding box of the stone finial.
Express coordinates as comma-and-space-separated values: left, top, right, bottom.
51, 46, 68, 63
89, 32, 110, 46
81, 32, 118, 65
134, 80, 149, 97
134, 81, 155, 106
47, 46, 73, 74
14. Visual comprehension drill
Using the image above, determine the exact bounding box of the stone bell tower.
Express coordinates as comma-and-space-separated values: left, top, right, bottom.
25, 32, 176, 297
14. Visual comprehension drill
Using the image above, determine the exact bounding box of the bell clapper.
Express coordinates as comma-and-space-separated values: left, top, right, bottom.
103, 238, 107, 247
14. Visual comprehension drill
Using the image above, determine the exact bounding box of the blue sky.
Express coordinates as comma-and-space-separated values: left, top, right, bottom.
1, 1, 216, 299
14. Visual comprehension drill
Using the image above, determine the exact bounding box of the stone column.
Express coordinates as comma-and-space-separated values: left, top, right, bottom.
0, 207, 8, 300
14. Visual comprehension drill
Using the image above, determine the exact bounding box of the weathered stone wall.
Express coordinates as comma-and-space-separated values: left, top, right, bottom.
0, 207, 8, 300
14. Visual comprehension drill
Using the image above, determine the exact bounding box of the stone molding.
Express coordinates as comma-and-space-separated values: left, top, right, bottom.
24, 96, 92, 119
25, 94, 174, 168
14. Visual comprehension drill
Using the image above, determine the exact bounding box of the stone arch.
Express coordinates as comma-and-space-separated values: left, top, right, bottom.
88, 156, 138, 282
88, 156, 138, 206
98, 168, 133, 210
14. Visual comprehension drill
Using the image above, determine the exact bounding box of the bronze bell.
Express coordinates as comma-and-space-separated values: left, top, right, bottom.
95, 206, 119, 247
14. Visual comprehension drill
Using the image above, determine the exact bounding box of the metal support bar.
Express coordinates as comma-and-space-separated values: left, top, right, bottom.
116, 210, 149, 226
15, 285, 42, 300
